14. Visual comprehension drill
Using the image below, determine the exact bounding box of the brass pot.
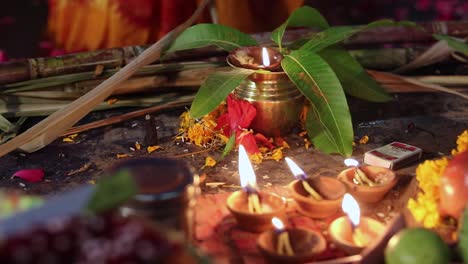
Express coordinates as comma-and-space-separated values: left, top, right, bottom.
234, 71, 304, 137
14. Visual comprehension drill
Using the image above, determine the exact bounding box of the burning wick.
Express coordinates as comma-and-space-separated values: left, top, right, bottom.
285, 157, 323, 200
344, 159, 376, 187
342, 194, 371, 247
262, 47, 270, 67
239, 145, 262, 213
272, 217, 294, 256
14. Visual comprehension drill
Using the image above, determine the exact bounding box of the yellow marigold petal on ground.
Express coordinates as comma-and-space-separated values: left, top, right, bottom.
304, 138, 311, 149
281, 140, 290, 149
203, 156, 217, 168
69, 133, 78, 139
359, 135, 369, 144
135, 142, 141, 151
352, 141, 356, 147
298, 131, 307, 137
270, 148, 283, 161
107, 98, 118, 105
147, 145, 161, 154
116, 153, 129, 158
250, 153, 263, 164
452, 130, 468, 156
259, 147, 269, 154
62, 137, 74, 142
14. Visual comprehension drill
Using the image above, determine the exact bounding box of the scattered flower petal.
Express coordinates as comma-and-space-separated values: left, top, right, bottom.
12, 169, 44, 183
147, 145, 161, 154
135, 142, 141, 151
203, 156, 217, 168
359, 135, 369, 144
116, 153, 130, 158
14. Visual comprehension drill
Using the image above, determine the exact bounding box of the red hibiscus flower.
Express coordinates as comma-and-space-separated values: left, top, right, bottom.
216, 94, 274, 154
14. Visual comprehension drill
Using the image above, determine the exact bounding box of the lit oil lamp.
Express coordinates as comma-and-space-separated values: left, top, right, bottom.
329, 194, 385, 255
286, 157, 346, 218
338, 159, 397, 203
257, 217, 326, 263
226, 145, 286, 232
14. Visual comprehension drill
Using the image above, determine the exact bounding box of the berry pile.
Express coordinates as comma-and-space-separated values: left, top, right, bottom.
0, 214, 180, 263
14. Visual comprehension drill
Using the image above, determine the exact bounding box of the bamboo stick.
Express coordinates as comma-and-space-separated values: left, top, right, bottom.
0, 0, 210, 157
1, 21, 466, 85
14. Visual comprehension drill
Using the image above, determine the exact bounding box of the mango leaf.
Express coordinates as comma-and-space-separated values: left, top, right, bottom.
319, 46, 392, 102
271, 6, 329, 51
282, 50, 353, 156
301, 19, 416, 53
85, 170, 138, 214
221, 134, 236, 159
166, 24, 258, 53
434, 34, 468, 56
190, 68, 253, 118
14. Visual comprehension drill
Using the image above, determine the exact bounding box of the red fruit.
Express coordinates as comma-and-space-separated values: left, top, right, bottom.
440, 150, 468, 219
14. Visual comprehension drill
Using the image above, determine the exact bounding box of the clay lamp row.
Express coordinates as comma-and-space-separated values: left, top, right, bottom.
338, 159, 397, 203
257, 217, 326, 263
227, 145, 286, 232
285, 157, 346, 218
329, 194, 385, 255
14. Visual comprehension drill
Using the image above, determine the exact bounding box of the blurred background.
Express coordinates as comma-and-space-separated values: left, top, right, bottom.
1, 0, 467, 61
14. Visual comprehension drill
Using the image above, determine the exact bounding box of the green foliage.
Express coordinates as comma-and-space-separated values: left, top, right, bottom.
85, 170, 138, 214
282, 50, 353, 156
166, 6, 415, 156
319, 46, 392, 102
222, 134, 236, 159
166, 24, 258, 53
189, 68, 253, 118
0, 114, 12, 133
434, 34, 468, 56
300, 19, 416, 53
270, 6, 329, 51
459, 209, 468, 263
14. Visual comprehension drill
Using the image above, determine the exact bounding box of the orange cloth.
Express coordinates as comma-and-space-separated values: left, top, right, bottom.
48, 0, 304, 52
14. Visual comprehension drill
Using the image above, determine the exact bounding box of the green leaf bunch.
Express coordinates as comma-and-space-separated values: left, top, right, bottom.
166, 6, 415, 156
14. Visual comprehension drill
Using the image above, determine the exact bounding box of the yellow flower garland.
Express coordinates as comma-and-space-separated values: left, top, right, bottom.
408, 130, 468, 228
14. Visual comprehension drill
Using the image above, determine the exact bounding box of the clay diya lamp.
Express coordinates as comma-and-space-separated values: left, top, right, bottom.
285, 157, 346, 218
257, 217, 326, 263
227, 46, 283, 71
337, 159, 397, 203
227, 145, 286, 232
329, 194, 386, 255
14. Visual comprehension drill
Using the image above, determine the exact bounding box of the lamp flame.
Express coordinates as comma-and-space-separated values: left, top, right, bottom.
262, 47, 270, 67
285, 157, 306, 179
239, 145, 257, 190
342, 193, 360, 226
271, 217, 285, 231
344, 158, 359, 167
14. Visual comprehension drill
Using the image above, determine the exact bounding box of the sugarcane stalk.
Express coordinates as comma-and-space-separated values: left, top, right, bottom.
1, 21, 467, 85
0, 0, 210, 157
2, 61, 225, 93
0, 93, 193, 117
